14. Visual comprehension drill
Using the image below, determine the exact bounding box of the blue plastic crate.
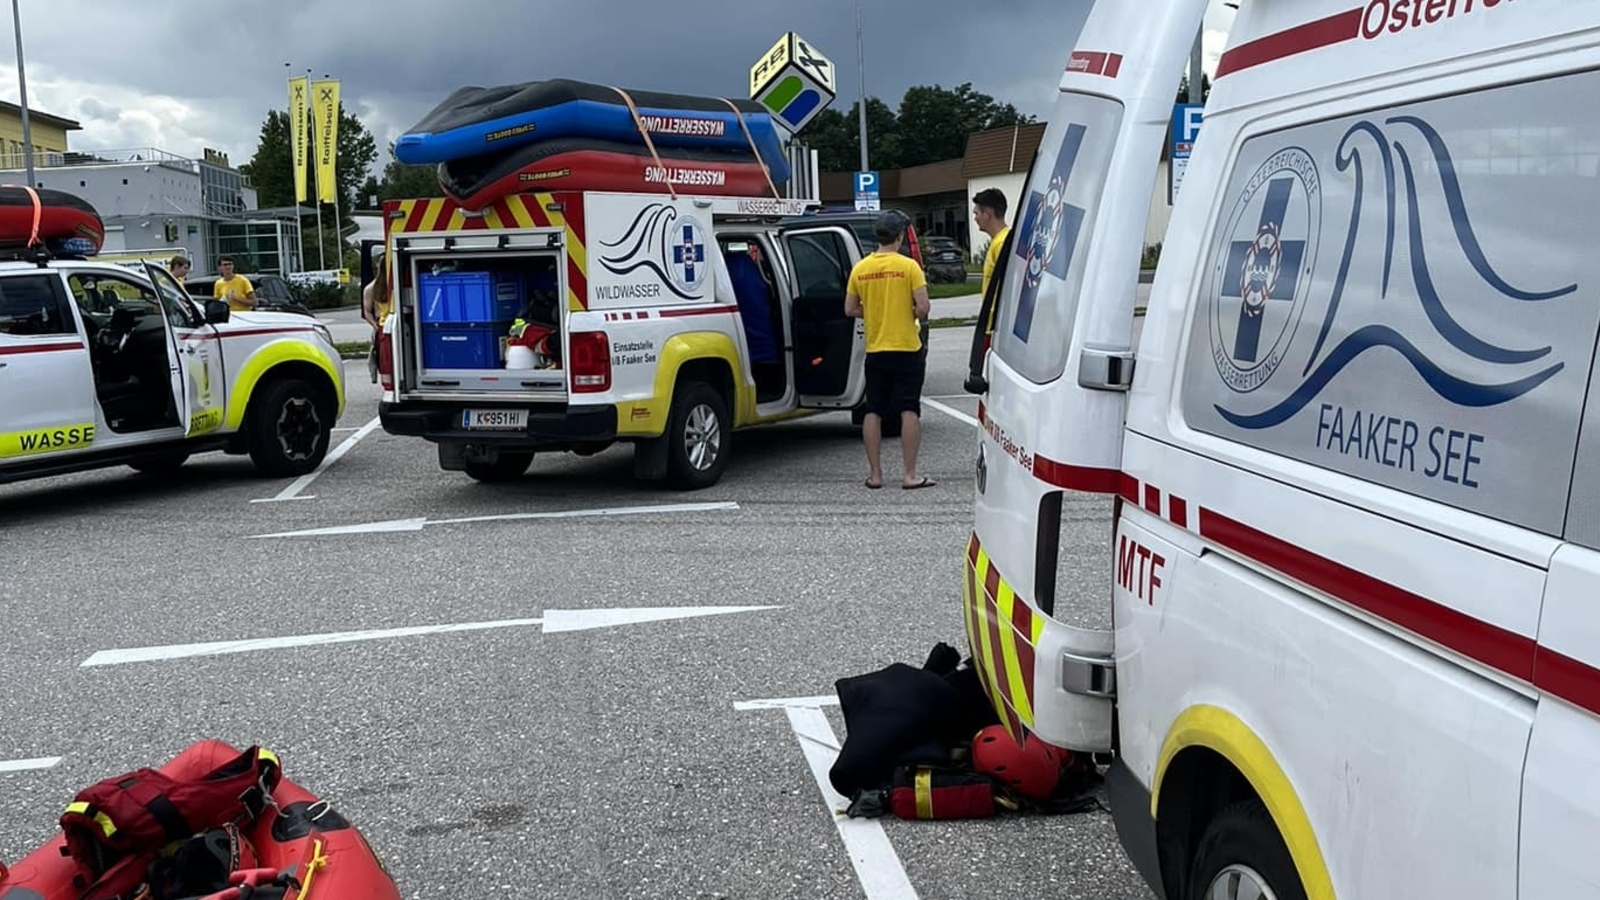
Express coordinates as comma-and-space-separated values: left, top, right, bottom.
421, 322, 507, 369
419, 271, 525, 324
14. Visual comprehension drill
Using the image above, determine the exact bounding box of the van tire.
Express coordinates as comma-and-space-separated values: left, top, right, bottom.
247, 377, 333, 477
665, 380, 729, 490
463, 452, 534, 483
1186, 799, 1308, 900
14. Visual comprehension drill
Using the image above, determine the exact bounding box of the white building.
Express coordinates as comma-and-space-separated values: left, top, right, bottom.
0, 147, 307, 276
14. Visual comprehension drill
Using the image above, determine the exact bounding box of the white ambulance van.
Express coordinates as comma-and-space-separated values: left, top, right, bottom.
962, 1, 1600, 897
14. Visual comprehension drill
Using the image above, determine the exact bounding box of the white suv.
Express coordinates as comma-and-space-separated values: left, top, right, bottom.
0, 258, 345, 484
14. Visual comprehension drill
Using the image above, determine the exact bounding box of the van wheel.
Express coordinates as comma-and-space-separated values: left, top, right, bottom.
247, 378, 332, 477
665, 381, 729, 490
463, 452, 534, 483
1186, 799, 1307, 900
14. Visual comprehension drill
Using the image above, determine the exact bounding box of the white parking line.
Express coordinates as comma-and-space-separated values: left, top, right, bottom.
921, 396, 979, 429
251, 415, 381, 503
0, 756, 62, 774
738, 695, 919, 900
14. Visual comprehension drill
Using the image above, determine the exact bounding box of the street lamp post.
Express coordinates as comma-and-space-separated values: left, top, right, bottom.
855, 0, 868, 174
11, 0, 34, 186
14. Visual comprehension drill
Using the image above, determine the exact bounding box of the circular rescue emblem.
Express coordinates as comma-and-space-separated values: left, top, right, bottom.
1023, 175, 1066, 289
1209, 146, 1321, 394
665, 215, 709, 295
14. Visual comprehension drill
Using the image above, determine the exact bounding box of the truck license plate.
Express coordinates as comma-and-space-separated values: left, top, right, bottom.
462, 409, 528, 430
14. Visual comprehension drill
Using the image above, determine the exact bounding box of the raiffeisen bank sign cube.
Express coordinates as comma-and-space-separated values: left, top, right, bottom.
749, 32, 837, 133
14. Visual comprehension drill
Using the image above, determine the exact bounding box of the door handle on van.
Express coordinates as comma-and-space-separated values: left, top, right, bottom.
1078, 347, 1136, 392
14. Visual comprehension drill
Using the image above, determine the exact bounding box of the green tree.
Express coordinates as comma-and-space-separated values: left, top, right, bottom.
378, 142, 445, 201
1176, 73, 1212, 103
895, 82, 1035, 167
797, 83, 1037, 173
240, 106, 379, 225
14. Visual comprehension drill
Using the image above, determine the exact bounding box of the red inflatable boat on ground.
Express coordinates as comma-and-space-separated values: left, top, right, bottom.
0, 185, 104, 256
437, 137, 777, 211
0, 739, 400, 900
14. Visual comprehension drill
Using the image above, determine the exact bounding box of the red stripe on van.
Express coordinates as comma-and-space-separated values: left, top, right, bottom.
1196, 506, 1539, 682
1033, 456, 1121, 494
1216, 7, 1364, 77
1533, 648, 1600, 719
657, 304, 739, 318
0, 341, 84, 356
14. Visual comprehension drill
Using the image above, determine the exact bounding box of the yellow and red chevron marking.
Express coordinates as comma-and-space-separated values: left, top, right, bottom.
392, 193, 589, 311
963, 533, 1044, 742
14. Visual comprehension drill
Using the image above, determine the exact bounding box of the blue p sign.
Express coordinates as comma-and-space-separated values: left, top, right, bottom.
854, 171, 878, 194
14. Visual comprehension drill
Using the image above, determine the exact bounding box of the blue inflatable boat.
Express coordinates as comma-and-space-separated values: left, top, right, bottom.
395, 78, 791, 184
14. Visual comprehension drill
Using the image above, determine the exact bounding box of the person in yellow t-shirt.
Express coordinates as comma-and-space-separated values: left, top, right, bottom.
845, 210, 934, 491
973, 188, 1011, 339
213, 256, 257, 311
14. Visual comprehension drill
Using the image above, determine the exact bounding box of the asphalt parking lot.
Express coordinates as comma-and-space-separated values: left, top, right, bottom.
0, 321, 1153, 900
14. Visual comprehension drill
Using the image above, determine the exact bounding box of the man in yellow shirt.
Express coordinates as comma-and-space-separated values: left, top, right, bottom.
213, 256, 257, 311
973, 188, 1011, 340
845, 210, 934, 491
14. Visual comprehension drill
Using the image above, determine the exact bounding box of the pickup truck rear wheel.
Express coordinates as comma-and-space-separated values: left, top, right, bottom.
247, 377, 333, 477
665, 381, 729, 490
463, 452, 534, 483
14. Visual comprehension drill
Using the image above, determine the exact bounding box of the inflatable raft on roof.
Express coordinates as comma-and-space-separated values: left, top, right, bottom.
395, 77, 791, 185
0, 185, 105, 257
437, 137, 781, 211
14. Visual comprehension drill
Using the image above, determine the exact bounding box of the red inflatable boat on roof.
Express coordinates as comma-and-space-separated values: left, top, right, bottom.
436, 137, 778, 212
0, 185, 105, 256
0, 739, 401, 900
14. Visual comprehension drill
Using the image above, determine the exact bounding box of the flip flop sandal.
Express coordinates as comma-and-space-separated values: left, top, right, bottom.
864, 478, 883, 490
902, 477, 937, 490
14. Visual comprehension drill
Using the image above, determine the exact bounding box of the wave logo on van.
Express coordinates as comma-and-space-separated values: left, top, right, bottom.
597, 202, 709, 301
1213, 116, 1574, 429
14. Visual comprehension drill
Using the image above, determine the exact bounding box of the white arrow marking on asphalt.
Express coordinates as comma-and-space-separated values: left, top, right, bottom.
0, 756, 62, 774
80, 606, 779, 667
737, 695, 919, 900
248, 501, 741, 538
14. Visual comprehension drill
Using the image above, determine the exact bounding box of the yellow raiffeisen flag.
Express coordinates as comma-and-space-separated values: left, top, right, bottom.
288, 76, 309, 203
312, 79, 340, 204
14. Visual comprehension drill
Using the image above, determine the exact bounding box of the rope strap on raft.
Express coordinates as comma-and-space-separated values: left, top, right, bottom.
719, 98, 782, 201
0, 183, 44, 248
609, 86, 678, 200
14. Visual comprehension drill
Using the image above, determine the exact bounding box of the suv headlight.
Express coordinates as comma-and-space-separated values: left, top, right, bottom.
313, 324, 334, 345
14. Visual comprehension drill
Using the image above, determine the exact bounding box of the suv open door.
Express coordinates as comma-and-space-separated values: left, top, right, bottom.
778, 222, 866, 410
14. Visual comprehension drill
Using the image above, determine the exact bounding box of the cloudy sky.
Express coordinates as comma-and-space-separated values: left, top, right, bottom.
0, 0, 1236, 181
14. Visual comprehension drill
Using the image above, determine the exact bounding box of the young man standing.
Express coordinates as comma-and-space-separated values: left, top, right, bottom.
972, 188, 1011, 338
213, 256, 257, 311
845, 210, 935, 490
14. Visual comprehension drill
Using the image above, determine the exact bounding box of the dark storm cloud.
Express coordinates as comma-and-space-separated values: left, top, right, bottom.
1, 0, 1233, 173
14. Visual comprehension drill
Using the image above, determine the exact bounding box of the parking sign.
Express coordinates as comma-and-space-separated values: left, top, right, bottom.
1169, 104, 1204, 204
854, 171, 879, 211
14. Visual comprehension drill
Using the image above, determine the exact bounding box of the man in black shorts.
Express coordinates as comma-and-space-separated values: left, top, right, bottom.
845, 210, 935, 490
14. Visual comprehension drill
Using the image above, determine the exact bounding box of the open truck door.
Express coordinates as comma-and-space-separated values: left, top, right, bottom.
779, 223, 867, 410
962, 0, 1213, 752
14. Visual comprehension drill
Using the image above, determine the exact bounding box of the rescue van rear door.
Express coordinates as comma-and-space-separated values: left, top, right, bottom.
966, 0, 1213, 751
778, 223, 866, 409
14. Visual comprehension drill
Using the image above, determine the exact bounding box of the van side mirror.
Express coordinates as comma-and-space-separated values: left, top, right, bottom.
204, 300, 231, 324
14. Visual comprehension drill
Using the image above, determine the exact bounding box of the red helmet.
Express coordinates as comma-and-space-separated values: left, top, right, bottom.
971, 725, 1065, 801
